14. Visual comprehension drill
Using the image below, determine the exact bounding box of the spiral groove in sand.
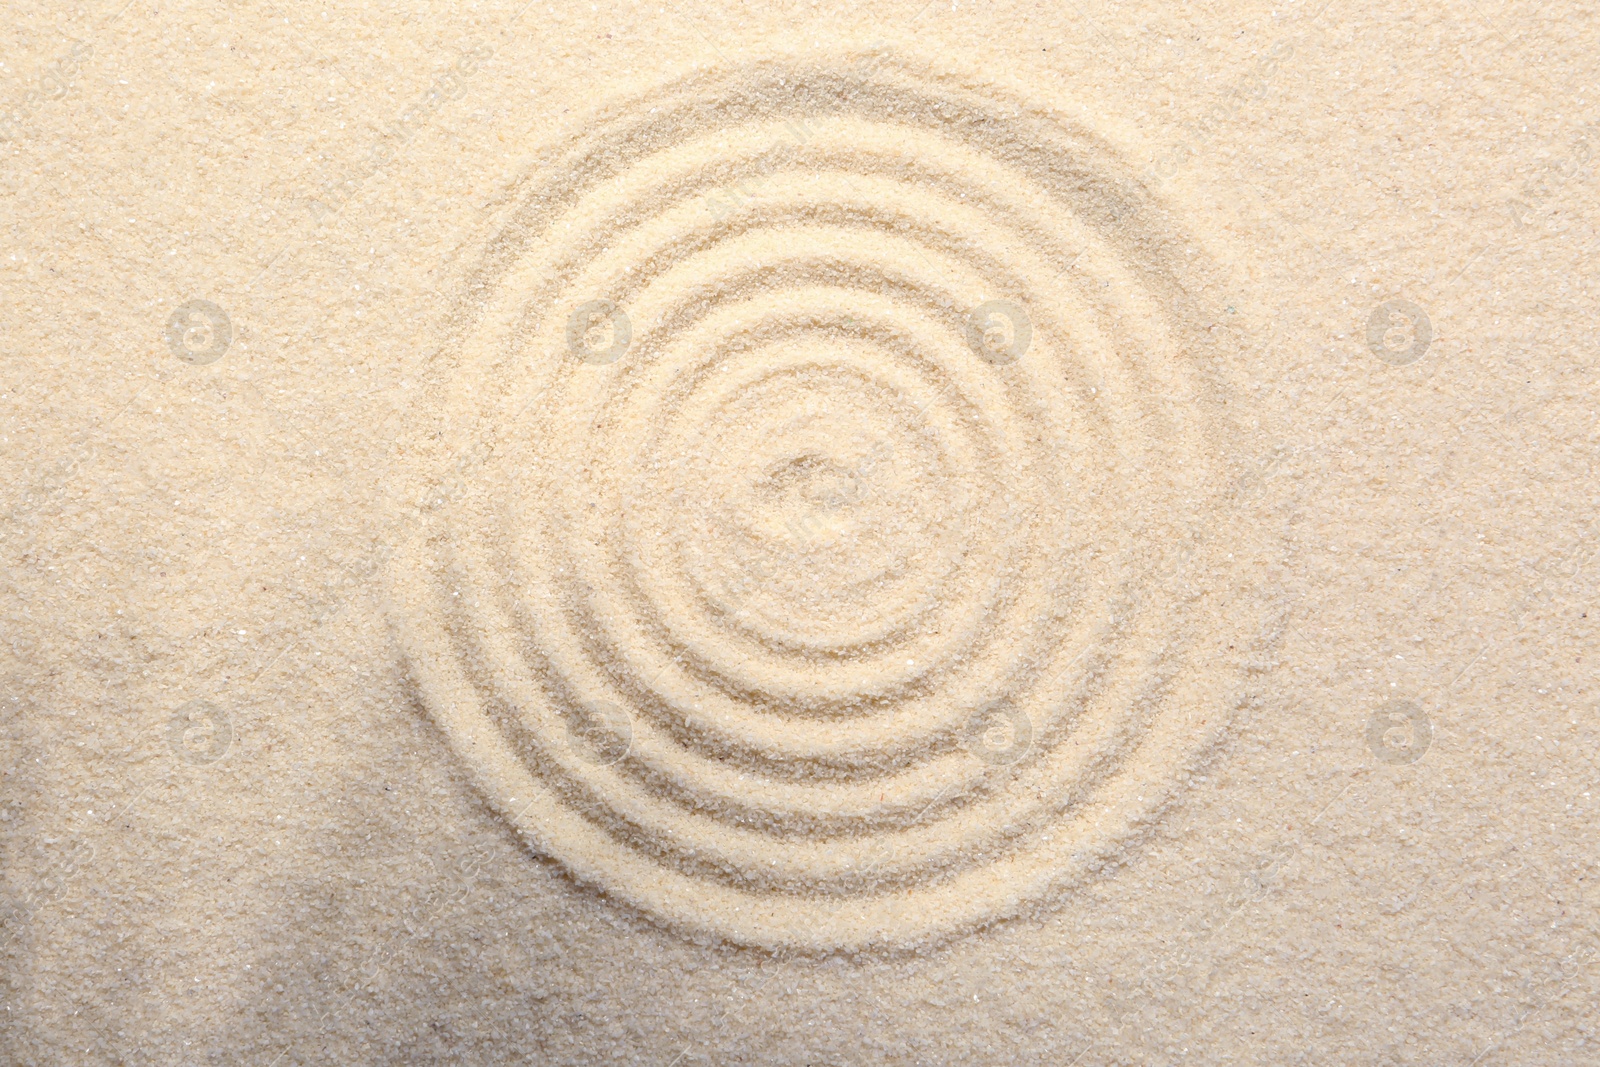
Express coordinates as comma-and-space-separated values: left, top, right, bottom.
386, 57, 1267, 950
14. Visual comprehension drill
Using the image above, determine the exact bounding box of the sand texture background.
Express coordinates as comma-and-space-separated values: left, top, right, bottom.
3, 0, 1598, 1064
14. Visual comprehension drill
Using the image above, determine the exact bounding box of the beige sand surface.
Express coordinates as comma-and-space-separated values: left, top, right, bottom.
3, 1, 1598, 1063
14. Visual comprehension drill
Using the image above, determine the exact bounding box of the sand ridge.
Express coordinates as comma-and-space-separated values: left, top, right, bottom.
382, 54, 1281, 952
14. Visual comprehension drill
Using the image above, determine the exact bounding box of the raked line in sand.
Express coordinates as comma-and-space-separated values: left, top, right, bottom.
383, 55, 1278, 952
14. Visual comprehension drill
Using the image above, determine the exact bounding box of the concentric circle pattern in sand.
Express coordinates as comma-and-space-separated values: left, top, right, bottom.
386, 56, 1271, 951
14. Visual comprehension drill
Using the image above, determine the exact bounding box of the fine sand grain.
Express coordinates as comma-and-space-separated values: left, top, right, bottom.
4, 3, 1598, 1065
385, 55, 1286, 952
